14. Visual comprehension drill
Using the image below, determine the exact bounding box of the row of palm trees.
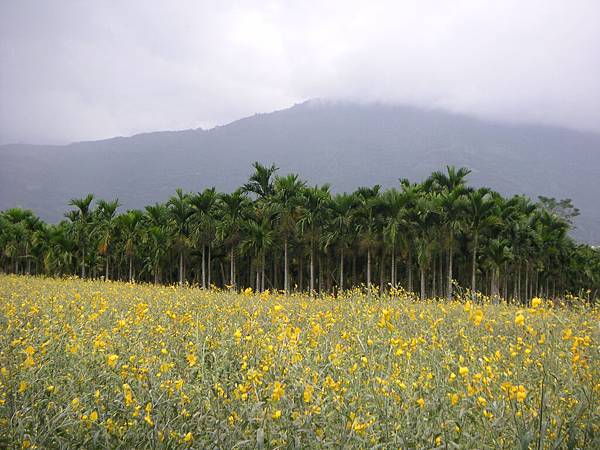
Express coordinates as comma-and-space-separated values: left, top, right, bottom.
1, 164, 598, 303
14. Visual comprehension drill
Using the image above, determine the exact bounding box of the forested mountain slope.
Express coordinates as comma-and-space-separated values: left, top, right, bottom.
2, 100, 599, 243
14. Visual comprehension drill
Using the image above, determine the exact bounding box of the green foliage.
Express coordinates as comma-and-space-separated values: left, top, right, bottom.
0, 165, 598, 303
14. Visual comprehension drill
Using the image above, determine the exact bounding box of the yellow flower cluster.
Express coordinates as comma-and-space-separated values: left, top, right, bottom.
0, 274, 598, 448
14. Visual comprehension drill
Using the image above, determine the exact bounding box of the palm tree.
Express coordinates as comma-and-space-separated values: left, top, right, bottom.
190, 188, 218, 288
44, 223, 76, 276
143, 225, 172, 284
356, 186, 381, 291
216, 190, 250, 290
2, 162, 599, 300
325, 193, 357, 292
116, 210, 144, 282
485, 238, 513, 303
168, 189, 194, 286
243, 162, 278, 200
94, 199, 120, 280
381, 188, 409, 288
67, 194, 95, 278
465, 188, 497, 296
142, 203, 171, 283
398, 179, 423, 293
298, 184, 331, 294
413, 194, 440, 300
428, 166, 471, 299
240, 213, 274, 292
273, 174, 306, 294
0, 208, 43, 274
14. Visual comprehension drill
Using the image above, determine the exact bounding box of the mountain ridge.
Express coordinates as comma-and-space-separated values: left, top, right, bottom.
1, 100, 599, 243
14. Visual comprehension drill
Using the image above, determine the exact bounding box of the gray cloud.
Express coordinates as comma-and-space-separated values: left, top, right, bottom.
1, 0, 599, 144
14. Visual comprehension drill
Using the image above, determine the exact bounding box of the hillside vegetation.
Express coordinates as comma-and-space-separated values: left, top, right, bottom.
2, 165, 599, 304
2, 101, 599, 243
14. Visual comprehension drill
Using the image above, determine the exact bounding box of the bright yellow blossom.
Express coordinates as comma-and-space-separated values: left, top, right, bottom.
272, 381, 285, 402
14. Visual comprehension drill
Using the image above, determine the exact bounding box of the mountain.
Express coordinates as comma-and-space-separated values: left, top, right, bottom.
1, 100, 599, 243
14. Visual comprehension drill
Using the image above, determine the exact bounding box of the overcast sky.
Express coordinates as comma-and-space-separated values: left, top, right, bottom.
1, 1, 599, 144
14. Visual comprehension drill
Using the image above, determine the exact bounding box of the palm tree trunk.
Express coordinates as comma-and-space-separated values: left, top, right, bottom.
367, 248, 372, 291
447, 242, 453, 300
81, 247, 86, 279
390, 246, 395, 287
491, 267, 500, 304
471, 233, 478, 295
207, 246, 212, 288
284, 237, 289, 294
255, 257, 260, 291
525, 261, 529, 302
310, 245, 315, 295
201, 246, 206, 289
420, 267, 426, 301
517, 264, 522, 304
432, 257, 436, 297
407, 247, 413, 292
179, 251, 184, 286
318, 256, 323, 295
26, 243, 31, 274
261, 253, 266, 292
229, 247, 234, 288
105, 255, 110, 281
379, 253, 385, 294
339, 248, 344, 291
129, 255, 133, 282
299, 254, 303, 292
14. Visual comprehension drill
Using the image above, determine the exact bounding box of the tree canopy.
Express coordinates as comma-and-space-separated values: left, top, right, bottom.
1, 164, 598, 304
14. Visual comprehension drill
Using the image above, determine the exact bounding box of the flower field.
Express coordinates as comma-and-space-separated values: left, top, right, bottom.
1, 275, 598, 448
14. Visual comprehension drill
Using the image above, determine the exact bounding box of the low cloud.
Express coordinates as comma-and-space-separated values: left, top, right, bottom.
1, 0, 599, 144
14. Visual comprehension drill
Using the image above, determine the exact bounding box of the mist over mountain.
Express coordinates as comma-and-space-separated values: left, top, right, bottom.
1, 100, 599, 243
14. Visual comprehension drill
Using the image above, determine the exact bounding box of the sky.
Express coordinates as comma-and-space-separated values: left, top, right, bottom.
1, 0, 599, 145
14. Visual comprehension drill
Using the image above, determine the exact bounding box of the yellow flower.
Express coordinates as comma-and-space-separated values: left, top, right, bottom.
303, 384, 314, 403
272, 381, 285, 402
233, 329, 242, 342
90, 410, 98, 422
71, 397, 80, 409
416, 398, 425, 408
477, 396, 487, 407
186, 353, 197, 367
23, 355, 35, 368
123, 383, 133, 406
144, 413, 154, 426
472, 309, 483, 326
18, 381, 28, 393
458, 366, 469, 377
107, 354, 118, 368
531, 297, 542, 308
272, 409, 282, 419
562, 328, 572, 340
516, 385, 527, 402
183, 432, 193, 443
449, 393, 459, 406
514, 313, 525, 326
